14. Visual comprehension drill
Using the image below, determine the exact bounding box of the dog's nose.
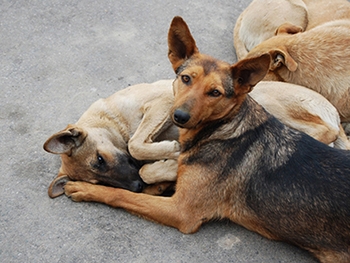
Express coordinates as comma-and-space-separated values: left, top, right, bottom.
132, 180, 144, 193
173, 109, 190, 125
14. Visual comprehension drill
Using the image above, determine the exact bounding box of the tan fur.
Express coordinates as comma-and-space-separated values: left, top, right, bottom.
44, 80, 180, 197
246, 20, 350, 122
234, 0, 350, 60
250, 81, 350, 149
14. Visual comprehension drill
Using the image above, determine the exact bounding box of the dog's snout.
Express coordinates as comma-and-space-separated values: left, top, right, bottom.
132, 180, 144, 193
173, 109, 190, 125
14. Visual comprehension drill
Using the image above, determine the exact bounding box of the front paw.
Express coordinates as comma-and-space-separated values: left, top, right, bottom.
171, 140, 181, 158
64, 181, 94, 202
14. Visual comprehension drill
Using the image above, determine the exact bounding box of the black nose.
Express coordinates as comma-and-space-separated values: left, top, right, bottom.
173, 109, 190, 124
131, 180, 144, 193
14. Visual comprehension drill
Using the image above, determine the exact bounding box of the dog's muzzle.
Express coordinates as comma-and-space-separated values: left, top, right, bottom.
173, 109, 190, 125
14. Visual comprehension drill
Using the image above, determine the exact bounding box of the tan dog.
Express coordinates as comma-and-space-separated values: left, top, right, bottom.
250, 81, 350, 150
234, 0, 350, 60
244, 20, 350, 122
44, 80, 180, 197
64, 17, 350, 263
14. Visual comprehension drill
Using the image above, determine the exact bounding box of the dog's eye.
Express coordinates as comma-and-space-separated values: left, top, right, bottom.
208, 89, 221, 97
97, 155, 105, 165
237, 77, 244, 85
181, 75, 191, 84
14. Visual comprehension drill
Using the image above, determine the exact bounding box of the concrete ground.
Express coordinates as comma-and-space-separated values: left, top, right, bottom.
0, 0, 317, 262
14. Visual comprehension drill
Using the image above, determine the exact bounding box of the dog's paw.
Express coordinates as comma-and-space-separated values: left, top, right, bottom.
172, 140, 181, 157
64, 181, 94, 202
140, 159, 178, 184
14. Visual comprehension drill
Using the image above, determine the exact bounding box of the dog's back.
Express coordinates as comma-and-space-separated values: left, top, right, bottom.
180, 94, 350, 261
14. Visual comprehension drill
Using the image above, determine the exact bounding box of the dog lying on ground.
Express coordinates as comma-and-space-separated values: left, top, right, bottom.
64, 17, 350, 263
44, 77, 349, 197
234, 0, 350, 60
249, 81, 350, 150
44, 80, 180, 197
244, 20, 350, 123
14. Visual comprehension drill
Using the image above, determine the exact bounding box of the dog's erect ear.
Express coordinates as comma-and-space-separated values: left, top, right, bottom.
269, 49, 298, 72
168, 16, 199, 72
43, 125, 87, 155
48, 174, 70, 198
231, 54, 270, 94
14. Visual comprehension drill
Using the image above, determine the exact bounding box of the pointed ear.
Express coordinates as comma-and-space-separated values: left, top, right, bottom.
269, 49, 298, 72
231, 54, 270, 95
48, 174, 70, 198
43, 125, 87, 155
168, 16, 199, 72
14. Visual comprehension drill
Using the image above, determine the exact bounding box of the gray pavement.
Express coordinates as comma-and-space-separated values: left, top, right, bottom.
0, 1, 317, 262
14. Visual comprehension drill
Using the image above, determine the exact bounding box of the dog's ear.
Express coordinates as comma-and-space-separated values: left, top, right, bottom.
269, 49, 298, 72
231, 54, 270, 94
48, 174, 70, 198
43, 125, 87, 155
275, 22, 304, 36
168, 16, 199, 72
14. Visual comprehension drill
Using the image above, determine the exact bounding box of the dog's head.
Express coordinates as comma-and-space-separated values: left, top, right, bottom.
246, 25, 300, 74
167, 16, 270, 130
44, 124, 145, 198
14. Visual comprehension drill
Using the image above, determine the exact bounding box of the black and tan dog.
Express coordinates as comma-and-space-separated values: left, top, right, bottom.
64, 17, 350, 262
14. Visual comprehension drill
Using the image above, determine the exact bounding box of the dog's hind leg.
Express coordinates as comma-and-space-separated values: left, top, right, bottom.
128, 97, 180, 161
139, 159, 178, 184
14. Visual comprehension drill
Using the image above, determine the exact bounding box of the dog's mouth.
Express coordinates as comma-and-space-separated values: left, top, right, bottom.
173, 119, 202, 129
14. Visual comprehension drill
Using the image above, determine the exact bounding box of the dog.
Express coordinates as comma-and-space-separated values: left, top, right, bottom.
244, 20, 350, 123
63, 17, 350, 263
44, 80, 180, 198
249, 81, 350, 150
234, 0, 350, 60
44, 78, 350, 197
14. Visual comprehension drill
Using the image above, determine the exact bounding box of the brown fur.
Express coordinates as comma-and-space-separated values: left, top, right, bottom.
64, 17, 350, 263
234, 0, 350, 60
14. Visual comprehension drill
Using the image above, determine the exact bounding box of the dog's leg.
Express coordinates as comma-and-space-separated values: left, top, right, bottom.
64, 180, 205, 234
139, 159, 178, 184
128, 97, 180, 161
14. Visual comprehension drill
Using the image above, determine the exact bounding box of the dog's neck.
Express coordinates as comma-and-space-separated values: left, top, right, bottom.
179, 96, 270, 153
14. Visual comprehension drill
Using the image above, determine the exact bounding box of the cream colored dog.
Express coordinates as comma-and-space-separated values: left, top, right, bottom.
45, 79, 349, 195
245, 20, 350, 122
250, 81, 350, 150
234, 0, 350, 60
